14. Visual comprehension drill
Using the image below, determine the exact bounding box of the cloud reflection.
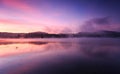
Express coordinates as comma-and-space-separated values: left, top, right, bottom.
1, 38, 120, 74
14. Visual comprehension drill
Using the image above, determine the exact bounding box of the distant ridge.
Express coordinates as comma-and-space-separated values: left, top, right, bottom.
0, 30, 120, 38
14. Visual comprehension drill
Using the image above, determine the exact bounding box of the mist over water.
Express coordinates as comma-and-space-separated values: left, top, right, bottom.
0, 38, 120, 74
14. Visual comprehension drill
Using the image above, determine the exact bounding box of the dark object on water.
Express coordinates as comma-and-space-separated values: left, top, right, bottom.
16, 47, 18, 49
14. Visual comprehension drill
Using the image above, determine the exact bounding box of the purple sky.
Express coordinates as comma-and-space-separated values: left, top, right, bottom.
0, 0, 120, 33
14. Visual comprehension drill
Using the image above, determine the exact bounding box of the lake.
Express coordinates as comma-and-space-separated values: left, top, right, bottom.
0, 38, 120, 74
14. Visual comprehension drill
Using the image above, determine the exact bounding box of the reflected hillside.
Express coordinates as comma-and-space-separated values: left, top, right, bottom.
0, 38, 120, 58
29, 42, 48, 45
0, 41, 48, 45
0, 42, 48, 57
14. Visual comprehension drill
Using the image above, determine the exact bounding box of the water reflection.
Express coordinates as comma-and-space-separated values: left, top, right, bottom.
0, 38, 120, 74
0, 42, 48, 57
0, 42, 48, 45
80, 42, 120, 60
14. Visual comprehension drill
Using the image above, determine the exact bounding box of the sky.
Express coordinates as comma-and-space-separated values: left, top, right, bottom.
0, 0, 120, 33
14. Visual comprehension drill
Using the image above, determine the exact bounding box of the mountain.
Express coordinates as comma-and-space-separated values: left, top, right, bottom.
0, 30, 120, 38
25, 31, 48, 38
0, 32, 24, 38
76, 30, 120, 38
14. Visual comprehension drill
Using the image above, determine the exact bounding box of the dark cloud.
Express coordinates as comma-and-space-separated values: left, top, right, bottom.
80, 17, 113, 32
60, 27, 72, 34
92, 16, 111, 25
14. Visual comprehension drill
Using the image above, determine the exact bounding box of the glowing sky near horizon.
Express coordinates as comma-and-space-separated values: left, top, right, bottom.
0, 0, 120, 33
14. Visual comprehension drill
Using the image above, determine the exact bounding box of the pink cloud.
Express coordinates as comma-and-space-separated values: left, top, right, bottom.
0, 8, 43, 25
2, 0, 40, 15
0, 19, 24, 25
0, 0, 74, 33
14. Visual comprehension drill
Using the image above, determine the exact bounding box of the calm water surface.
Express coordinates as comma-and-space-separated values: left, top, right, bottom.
0, 38, 120, 74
